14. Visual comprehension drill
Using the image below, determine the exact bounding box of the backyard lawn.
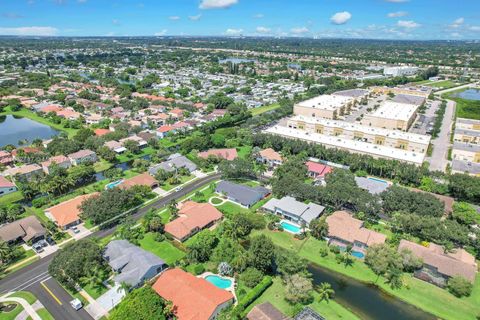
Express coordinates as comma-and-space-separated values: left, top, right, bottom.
253, 229, 480, 320
250, 103, 281, 116
0, 191, 24, 205
237, 146, 252, 159
116, 147, 156, 163
216, 201, 250, 218
247, 277, 359, 320
138, 232, 186, 264
81, 282, 110, 300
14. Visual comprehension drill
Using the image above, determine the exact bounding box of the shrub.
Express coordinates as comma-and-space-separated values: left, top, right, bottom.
329, 245, 340, 254
235, 276, 273, 317
447, 276, 472, 297
154, 233, 165, 242
267, 221, 276, 230
32, 196, 50, 208
319, 247, 329, 257
277, 226, 284, 232
193, 264, 205, 275
218, 262, 233, 276
239, 267, 264, 288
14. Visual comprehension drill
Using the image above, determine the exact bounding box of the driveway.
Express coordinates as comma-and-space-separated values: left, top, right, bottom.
95, 284, 125, 313
427, 100, 456, 172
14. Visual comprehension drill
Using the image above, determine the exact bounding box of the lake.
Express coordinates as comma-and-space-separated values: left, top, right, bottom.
308, 264, 435, 320
219, 57, 257, 64
0, 115, 59, 147
453, 89, 480, 101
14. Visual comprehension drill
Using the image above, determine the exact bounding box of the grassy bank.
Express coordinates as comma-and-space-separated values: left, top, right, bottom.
254, 229, 480, 320
443, 88, 480, 120
251, 103, 281, 116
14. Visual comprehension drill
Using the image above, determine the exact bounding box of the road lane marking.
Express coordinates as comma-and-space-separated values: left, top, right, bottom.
40, 280, 62, 305
7, 272, 50, 293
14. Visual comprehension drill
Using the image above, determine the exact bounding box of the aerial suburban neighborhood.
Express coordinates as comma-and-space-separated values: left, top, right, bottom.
0, 1, 480, 320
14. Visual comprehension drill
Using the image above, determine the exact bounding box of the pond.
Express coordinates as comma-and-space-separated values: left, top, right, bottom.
308, 264, 435, 320
0, 115, 59, 147
219, 57, 257, 64
452, 89, 480, 101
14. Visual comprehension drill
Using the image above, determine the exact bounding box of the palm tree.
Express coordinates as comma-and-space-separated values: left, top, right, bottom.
0, 241, 10, 262
117, 281, 131, 294
317, 282, 335, 303
343, 245, 354, 267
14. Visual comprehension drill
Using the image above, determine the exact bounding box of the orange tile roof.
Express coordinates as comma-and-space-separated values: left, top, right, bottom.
326, 211, 386, 246
45, 193, 98, 227
165, 201, 223, 241
259, 148, 283, 162
197, 148, 238, 161
153, 268, 234, 320
157, 125, 174, 133
94, 129, 111, 136
41, 155, 70, 168
119, 173, 158, 190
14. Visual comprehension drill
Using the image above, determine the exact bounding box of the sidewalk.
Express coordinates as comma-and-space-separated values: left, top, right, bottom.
80, 288, 108, 320
0, 295, 42, 320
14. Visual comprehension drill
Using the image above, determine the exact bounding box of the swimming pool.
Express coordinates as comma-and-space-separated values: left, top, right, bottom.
352, 251, 365, 259
205, 275, 232, 289
280, 220, 301, 234
368, 177, 388, 184
105, 180, 123, 190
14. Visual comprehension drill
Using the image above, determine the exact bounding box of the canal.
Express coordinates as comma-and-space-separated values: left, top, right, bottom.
308, 264, 436, 320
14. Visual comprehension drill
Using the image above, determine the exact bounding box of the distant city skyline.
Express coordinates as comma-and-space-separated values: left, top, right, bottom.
0, 0, 479, 40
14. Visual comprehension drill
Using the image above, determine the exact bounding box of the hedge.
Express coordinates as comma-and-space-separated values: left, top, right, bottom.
235, 275, 273, 316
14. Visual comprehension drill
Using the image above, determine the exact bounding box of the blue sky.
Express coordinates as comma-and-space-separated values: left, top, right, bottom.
0, 0, 479, 39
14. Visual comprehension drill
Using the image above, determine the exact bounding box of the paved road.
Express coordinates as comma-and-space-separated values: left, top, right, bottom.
427, 100, 455, 172
0, 173, 220, 320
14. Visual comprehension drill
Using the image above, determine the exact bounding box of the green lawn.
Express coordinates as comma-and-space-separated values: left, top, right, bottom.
9, 291, 37, 304
35, 308, 55, 320
216, 201, 250, 218
161, 174, 195, 191
81, 282, 109, 300
0, 107, 79, 138
426, 80, 459, 88
237, 146, 252, 159
247, 277, 359, 320
444, 88, 480, 120
0, 191, 24, 205
251, 103, 281, 116
116, 147, 156, 163
93, 159, 113, 172
254, 229, 480, 320
138, 232, 186, 265
0, 301, 24, 320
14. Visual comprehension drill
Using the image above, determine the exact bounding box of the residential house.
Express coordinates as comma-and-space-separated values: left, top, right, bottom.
68, 149, 98, 165
153, 268, 234, 320
165, 201, 223, 242
247, 302, 290, 320
41, 155, 71, 174
262, 196, 325, 225
0, 151, 13, 166
5, 164, 43, 181
294, 308, 326, 320
148, 153, 197, 176
104, 239, 167, 288
45, 193, 98, 229
119, 135, 148, 149
0, 176, 17, 197
105, 141, 127, 154
325, 211, 386, 254
11, 147, 41, 160
94, 129, 111, 137
398, 239, 477, 287
119, 173, 159, 190
156, 125, 175, 138
257, 148, 283, 169
216, 181, 270, 208
306, 161, 333, 180
169, 108, 184, 119
198, 148, 238, 161
0, 216, 45, 244
354, 177, 390, 195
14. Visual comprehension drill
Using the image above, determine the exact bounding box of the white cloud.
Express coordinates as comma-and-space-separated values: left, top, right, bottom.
199, 0, 238, 9
154, 29, 168, 36
0, 26, 58, 36
256, 26, 271, 34
469, 26, 480, 32
253, 13, 264, 19
169, 16, 180, 21
450, 17, 464, 28
397, 20, 421, 28
330, 11, 352, 25
290, 27, 309, 34
387, 11, 408, 18
188, 14, 202, 21
225, 28, 243, 35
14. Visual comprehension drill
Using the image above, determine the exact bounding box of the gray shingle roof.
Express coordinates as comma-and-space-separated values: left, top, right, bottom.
216, 181, 270, 207
262, 196, 325, 224
355, 177, 389, 195
148, 153, 197, 175
104, 240, 166, 287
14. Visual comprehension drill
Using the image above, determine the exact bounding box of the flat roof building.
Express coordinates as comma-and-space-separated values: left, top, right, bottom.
360, 101, 418, 131
294, 94, 355, 120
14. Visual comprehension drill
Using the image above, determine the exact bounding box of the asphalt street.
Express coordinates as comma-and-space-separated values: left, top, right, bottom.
0, 173, 220, 320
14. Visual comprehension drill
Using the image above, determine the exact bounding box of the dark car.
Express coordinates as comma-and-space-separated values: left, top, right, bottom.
46, 236, 56, 246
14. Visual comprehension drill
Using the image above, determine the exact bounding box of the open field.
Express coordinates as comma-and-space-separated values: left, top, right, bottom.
444, 88, 480, 120
251, 103, 281, 116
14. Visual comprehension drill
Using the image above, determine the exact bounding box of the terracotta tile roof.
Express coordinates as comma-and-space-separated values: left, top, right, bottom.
6, 164, 42, 176
398, 240, 477, 282
0, 176, 15, 188
305, 161, 333, 177
45, 193, 98, 227
157, 125, 174, 133
259, 148, 283, 162
39, 104, 62, 113
119, 173, 158, 190
0, 150, 11, 158
94, 129, 111, 136
41, 155, 70, 168
198, 148, 238, 161
152, 268, 234, 320
12, 147, 40, 157
326, 211, 386, 246
68, 149, 96, 160
165, 201, 223, 241
247, 302, 290, 320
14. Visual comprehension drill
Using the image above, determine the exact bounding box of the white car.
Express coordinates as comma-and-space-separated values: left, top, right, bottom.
70, 298, 83, 311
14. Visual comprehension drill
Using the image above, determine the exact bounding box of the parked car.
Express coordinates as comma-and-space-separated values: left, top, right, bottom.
45, 236, 56, 246
70, 299, 83, 311
71, 226, 80, 234
175, 186, 183, 192
32, 243, 44, 253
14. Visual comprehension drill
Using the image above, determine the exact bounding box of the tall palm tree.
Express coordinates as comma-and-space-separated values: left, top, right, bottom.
317, 282, 335, 303
0, 241, 10, 262
343, 245, 354, 267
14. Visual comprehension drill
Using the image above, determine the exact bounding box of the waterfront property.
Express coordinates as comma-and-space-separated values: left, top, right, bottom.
398, 239, 477, 287
40, 155, 71, 174
148, 153, 197, 175
262, 196, 325, 225
153, 268, 234, 320
68, 149, 98, 165
325, 211, 386, 255
247, 302, 290, 320
104, 239, 167, 288
165, 201, 223, 242
4, 164, 43, 182
215, 180, 270, 208
0, 176, 17, 197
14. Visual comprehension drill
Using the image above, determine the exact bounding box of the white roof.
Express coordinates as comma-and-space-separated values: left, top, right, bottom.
291, 115, 430, 145
264, 126, 425, 165
295, 94, 353, 111
368, 101, 418, 121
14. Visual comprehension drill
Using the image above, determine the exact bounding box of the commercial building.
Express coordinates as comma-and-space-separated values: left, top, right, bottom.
383, 66, 419, 77
452, 142, 480, 164
288, 115, 430, 153
372, 86, 432, 98
360, 101, 418, 131
451, 118, 480, 176
293, 94, 355, 120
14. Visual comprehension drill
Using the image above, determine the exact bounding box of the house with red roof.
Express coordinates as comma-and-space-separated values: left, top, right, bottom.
45, 193, 98, 229
0, 176, 17, 197
0, 150, 13, 166
94, 128, 111, 137
153, 268, 234, 320
198, 148, 238, 161
165, 201, 223, 242
119, 173, 159, 190
306, 161, 333, 180
156, 125, 175, 138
